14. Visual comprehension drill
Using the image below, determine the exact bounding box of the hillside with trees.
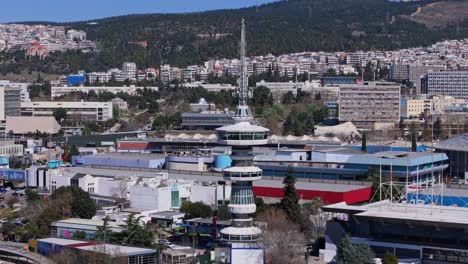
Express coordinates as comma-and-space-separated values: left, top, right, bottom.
2, 0, 468, 74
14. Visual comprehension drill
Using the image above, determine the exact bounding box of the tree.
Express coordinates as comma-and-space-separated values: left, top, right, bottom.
180, 201, 213, 219
66, 144, 80, 163
36, 207, 63, 238
112, 105, 120, 119
53, 108, 67, 123
279, 166, 303, 226
434, 117, 442, 139
257, 209, 306, 264
25, 189, 40, 202
112, 178, 129, 202
382, 251, 398, 264
216, 205, 230, 220
252, 86, 273, 107
361, 132, 367, 152
117, 214, 154, 247
95, 216, 114, 243
51, 186, 97, 219
282, 91, 295, 104
335, 236, 375, 264
411, 132, 417, 152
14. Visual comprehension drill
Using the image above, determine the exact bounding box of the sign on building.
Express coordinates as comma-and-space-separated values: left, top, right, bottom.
0, 169, 26, 182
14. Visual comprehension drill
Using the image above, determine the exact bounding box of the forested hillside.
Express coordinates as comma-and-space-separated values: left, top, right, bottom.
3, 0, 468, 75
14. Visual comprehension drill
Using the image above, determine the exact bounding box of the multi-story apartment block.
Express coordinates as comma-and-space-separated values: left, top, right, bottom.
0, 80, 30, 102
400, 98, 433, 118
87, 72, 111, 83
426, 71, 468, 99
21, 101, 113, 122
122, 62, 137, 81
339, 82, 401, 129
0, 86, 21, 133
0, 86, 21, 121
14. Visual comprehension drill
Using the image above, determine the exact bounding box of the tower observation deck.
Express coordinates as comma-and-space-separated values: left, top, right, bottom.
217, 122, 269, 247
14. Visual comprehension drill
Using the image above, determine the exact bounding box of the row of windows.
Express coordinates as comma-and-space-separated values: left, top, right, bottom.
224, 172, 262, 178
221, 233, 261, 242
218, 132, 269, 141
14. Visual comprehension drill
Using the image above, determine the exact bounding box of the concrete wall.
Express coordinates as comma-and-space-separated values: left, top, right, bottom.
129, 186, 171, 211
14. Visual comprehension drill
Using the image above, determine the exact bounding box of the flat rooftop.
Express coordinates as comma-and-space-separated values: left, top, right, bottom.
51, 218, 123, 229
68, 166, 369, 193
185, 217, 231, 226
82, 152, 166, 160
323, 200, 468, 227
78, 244, 156, 256
346, 151, 448, 166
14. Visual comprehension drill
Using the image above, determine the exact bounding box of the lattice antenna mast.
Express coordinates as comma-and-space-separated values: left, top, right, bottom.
239, 18, 248, 106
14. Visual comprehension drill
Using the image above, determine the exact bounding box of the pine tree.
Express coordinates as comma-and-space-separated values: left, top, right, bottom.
434, 117, 442, 139
411, 132, 417, 152
336, 236, 375, 264
280, 166, 302, 225
95, 216, 113, 243
361, 132, 367, 152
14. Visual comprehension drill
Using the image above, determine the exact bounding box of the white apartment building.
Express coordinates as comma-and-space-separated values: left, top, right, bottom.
339, 82, 401, 129
21, 101, 113, 122
426, 71, 468, 99
180, 82, 236, 93
432, 95, 466, 113
87, 72, 111, 83
51, 85, 158, 98
0, 141, 23, 157
111, 98, 128, 110
256, 80, 302, 100
0, 80, 30, 102
122, 62, 137, 81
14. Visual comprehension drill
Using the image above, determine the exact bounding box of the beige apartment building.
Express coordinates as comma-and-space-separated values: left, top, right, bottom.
401, 98, 432, 118
339, 82, 401, 129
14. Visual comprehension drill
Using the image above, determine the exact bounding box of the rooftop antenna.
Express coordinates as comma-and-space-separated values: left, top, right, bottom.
234, 19, 253, 122
239, 18, 248, 107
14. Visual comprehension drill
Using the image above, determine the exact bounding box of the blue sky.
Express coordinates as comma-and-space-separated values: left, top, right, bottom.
0, 0, 277, 23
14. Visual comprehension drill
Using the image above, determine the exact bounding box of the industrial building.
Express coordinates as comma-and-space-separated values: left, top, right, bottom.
72, 152, 166, 169
338, 81, 401, 129
50, 218, 124, 239
35, 238, 157, 264
21, 101, 113, 122
321, 200, 468, 263
435, 134, 468, 179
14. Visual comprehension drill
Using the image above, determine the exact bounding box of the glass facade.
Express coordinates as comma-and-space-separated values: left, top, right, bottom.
231, 186, 255, 205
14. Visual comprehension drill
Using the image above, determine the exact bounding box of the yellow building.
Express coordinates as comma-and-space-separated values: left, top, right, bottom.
400, 98, 432, 118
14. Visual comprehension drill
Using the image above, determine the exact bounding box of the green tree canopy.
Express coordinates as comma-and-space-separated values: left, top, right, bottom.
51, 186, 96, 219
336, 236, 375, 264
180, 201, 213, 219
382, 251, 398, 264
279, 166, 303, 226
53, 108, 67, 123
